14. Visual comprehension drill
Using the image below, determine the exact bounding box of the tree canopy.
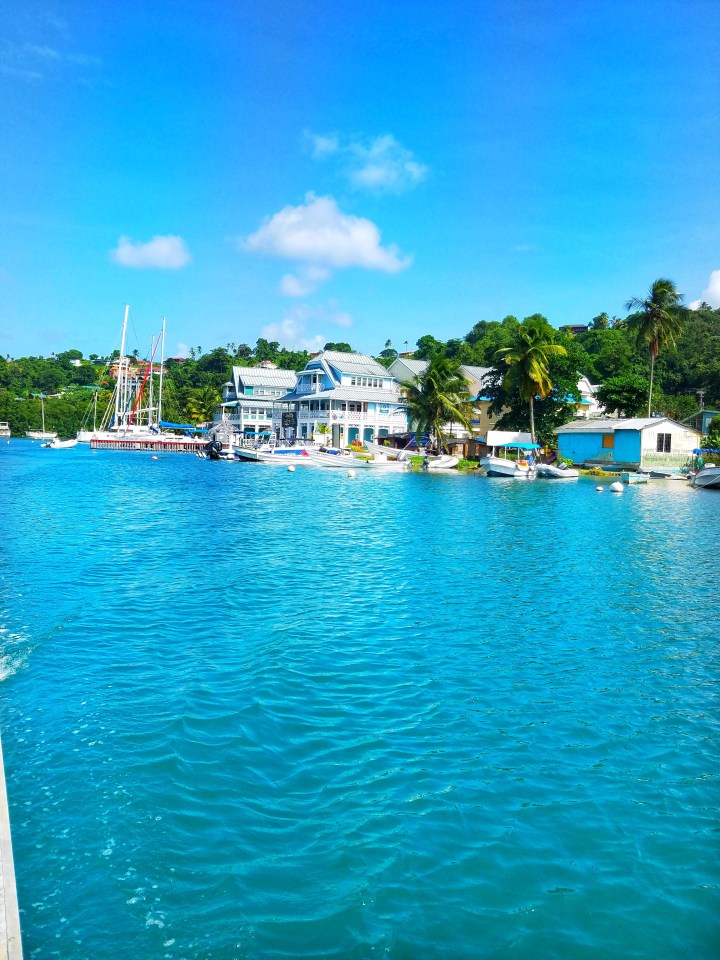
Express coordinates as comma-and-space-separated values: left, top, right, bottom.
2, 293, 719, 440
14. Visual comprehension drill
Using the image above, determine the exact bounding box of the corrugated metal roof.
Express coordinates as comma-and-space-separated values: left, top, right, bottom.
279, 386, 403, 403
554, 417, 678, 434
460, 365, 491, 382
319, 351, 389, 376
394, 358, 427, 377
233, 366, 297, 387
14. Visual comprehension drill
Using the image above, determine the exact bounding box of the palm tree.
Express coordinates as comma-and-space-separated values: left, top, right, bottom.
625, 278, 683, 418
402, 357, 474, 453
495, 317, 567, 443
183, 385, 221, 425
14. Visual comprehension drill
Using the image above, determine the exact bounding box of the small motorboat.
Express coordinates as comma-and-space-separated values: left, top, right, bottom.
43, 437, 79, 449
535, 462, 579, 479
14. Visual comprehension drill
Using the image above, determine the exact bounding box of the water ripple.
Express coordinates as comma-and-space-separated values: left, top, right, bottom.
0, 444, 718, 958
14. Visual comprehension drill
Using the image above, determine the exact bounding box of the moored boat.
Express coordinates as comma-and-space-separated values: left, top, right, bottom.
43, 438, 79, 449
26, 393, 57, 440
480, 430, 539, 478
691, 464, 720, 489
233, 441, 317, 464
620, 471, 649, 484
536, 463, 579, 479
79, 307, 176, 447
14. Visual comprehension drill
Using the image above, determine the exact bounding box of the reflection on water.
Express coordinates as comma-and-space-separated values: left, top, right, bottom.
1, 442, 718, 959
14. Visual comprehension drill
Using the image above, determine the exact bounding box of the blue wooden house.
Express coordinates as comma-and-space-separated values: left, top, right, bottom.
554, 418, 701, 471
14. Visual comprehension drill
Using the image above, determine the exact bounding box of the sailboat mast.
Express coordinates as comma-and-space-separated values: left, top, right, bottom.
147, 334, 155, 426
117, 305, 130, 428
158, 317, 166, 427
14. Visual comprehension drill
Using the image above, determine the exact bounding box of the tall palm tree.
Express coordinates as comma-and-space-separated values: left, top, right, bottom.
183, 385, 221, 425
402, 357, 474, 453
625, 278, 683, 418
495, 317, 567, 443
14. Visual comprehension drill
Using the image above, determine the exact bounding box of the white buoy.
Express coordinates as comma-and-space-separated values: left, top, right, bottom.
287, 464, 295, 472
596, 486, 604, 492
347, 469, 356, 478
610, 481, 623, 493
151, 455, 158, 460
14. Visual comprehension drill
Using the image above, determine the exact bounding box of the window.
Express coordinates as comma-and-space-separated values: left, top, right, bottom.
602, 434, 614, 449
656, 433, 671, 453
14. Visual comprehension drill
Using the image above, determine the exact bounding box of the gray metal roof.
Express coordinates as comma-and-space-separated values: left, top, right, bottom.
279, 386, 403, 403
233, 366, 297, 387
391, 358, 427, 377
554, 417, 697, 434
317, 351, 389, 377
460, 365, 492, 382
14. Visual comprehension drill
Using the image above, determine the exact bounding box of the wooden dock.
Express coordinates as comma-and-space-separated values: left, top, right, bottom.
90, 437, 205, 453
0, 733, 22, 959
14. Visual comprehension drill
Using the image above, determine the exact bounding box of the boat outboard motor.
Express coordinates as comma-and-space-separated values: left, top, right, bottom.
204, 439, 224, 460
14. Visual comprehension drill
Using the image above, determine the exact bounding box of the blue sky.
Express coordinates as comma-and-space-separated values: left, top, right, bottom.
1, 0, 719, 360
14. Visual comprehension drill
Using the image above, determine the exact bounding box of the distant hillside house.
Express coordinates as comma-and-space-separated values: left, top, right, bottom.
276, 351, 406, 445
218, 366, 298, 437
681, 409, 720, 435
555, 417, 701, 471
576, 374, 604, 418
388, 359, 497, 440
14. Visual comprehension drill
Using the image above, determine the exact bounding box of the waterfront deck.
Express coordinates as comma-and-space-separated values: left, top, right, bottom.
0, 734, 22, 959
90, 437, 205, 453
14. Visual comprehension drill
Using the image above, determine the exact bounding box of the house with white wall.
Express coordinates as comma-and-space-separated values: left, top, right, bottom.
555, 417, 700, 471
274, 351, 406, 445
388, 359, 495, 439
218, 366, 298, 438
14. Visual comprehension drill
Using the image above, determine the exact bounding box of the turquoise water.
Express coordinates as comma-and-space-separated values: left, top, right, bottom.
0, 441, 718, 960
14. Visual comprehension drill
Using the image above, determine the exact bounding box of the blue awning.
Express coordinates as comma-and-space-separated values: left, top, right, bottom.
694, 448, 720, 454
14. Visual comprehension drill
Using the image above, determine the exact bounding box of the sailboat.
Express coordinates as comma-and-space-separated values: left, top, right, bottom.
77, 306, 169, 443
26, 394, 58, 441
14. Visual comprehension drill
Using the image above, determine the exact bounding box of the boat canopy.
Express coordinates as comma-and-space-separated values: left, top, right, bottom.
160, 420, 206, 432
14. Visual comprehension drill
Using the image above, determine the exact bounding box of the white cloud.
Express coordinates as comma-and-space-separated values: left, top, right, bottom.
243, 193, 411, 274
1, 39, 101, 80
261, 309, 325, 353
261, 304, 354, 351
307, 132, 429, 194
307, 132, 340, 158
111, 235, 192, 270
688, 269, 720, 310
279, 265, 331, 297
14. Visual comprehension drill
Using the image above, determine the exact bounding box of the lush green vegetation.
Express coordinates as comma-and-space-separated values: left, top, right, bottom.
401, 357, 475, 453
2, 298, 719, 443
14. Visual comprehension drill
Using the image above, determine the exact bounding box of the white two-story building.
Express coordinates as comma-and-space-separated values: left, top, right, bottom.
274, 350, 407, 446
219, 365, 298, 439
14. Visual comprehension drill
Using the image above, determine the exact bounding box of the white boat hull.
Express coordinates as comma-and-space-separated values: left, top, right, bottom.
424, 455, 459, 470
481, 455, 532, 478
306, 450, 356, 468
536, 464, 579, 479
692, 465, 720, 489
233, 444, 316, 465
45, 438, 79, 449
